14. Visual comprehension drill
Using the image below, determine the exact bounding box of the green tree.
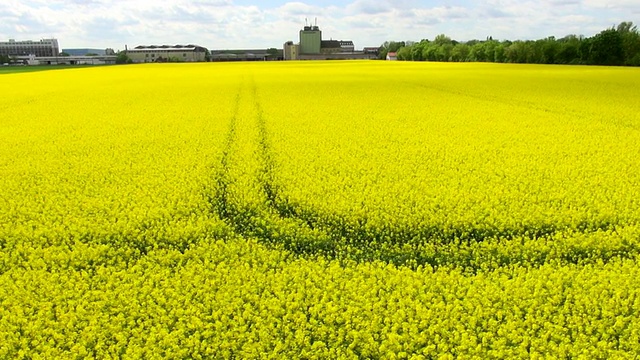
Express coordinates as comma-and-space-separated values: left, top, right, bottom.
617, 22, 640, 66
450, 43, 469, 62
436, 43, 453, 61
589, 28, 624, 65
396, 46, 412, 60
468, 42, 487, 62
410, 41, 427, 61
116, 52, 132, 64
505, 41, 527, 63
266, 48, 279, 60
482, 40, 498, 62
376, 21, 639, 66
433, 34, 452, 46
524, 41, 543, 63
427, 35, 454, 62
421, 42, 438, 61
579, 36, 593, 64
539, 37, 559, 64
493, 43, 506, 63
557, 35, 582, 64
378, 41, 406, 60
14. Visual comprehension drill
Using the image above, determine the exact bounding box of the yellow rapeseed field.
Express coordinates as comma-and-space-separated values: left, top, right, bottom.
1, 62, 640, 358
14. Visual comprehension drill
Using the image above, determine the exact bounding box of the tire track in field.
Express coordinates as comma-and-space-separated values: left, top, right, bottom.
247, 80, 340, 256
245, 80, 640, 270
205, 77, 333, 259
209, 91, 240, 222
204, 80, 250, 238
251, 82, 318, 231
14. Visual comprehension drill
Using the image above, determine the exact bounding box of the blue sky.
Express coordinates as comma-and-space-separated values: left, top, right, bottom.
1, 0, 638, 50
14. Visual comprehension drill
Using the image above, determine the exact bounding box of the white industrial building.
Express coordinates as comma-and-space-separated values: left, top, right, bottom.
126, 45, 209, 63
0, 39, 60, 57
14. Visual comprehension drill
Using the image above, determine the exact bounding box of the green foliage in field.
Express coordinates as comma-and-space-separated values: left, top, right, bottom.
1, 62, 640, 358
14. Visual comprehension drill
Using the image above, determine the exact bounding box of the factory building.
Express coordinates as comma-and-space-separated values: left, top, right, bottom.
340, 41, 355, 52
283, 41, 300, 61
299, 25, 322, 54
210, 49, 282, 62
363, 47, 380, 55
126, 44, 208, 63
321, 40, 342, 54
0, 39, 60, 57
283, 23, 377, 60
296, 24, 352, 55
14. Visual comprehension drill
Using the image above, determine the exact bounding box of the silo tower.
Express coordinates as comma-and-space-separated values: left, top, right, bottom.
299, 18, 321, 54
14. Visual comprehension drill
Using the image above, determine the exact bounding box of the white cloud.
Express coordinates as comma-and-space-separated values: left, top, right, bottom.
346, 0, 393, 15
584, 0, 640, 7
0, 0, 637, 50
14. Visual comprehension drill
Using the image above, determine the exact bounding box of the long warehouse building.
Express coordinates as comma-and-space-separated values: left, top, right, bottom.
126, 45, 209, 63
0, 39, 60, 57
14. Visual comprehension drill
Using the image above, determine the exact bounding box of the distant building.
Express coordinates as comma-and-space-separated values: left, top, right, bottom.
62, 48, 107, 56
284, 41, 299, 60
363, 47, 379, 55
283, 23, 377, 60
210, 49, 282, 62
340, 40, 355, 52
386, 52, 398, 61
126, 45, 209, 63
299, 25, 322, 54
0, 38, 59, 57
320, 40, 342, 54
11, 54, 116, 65
297, 24, 355, 55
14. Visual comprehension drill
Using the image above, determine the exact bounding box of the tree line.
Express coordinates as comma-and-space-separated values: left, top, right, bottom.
379, 22, 640, 66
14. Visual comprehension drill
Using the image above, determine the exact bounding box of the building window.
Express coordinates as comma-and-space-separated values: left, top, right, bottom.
183, 53, 186, 57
